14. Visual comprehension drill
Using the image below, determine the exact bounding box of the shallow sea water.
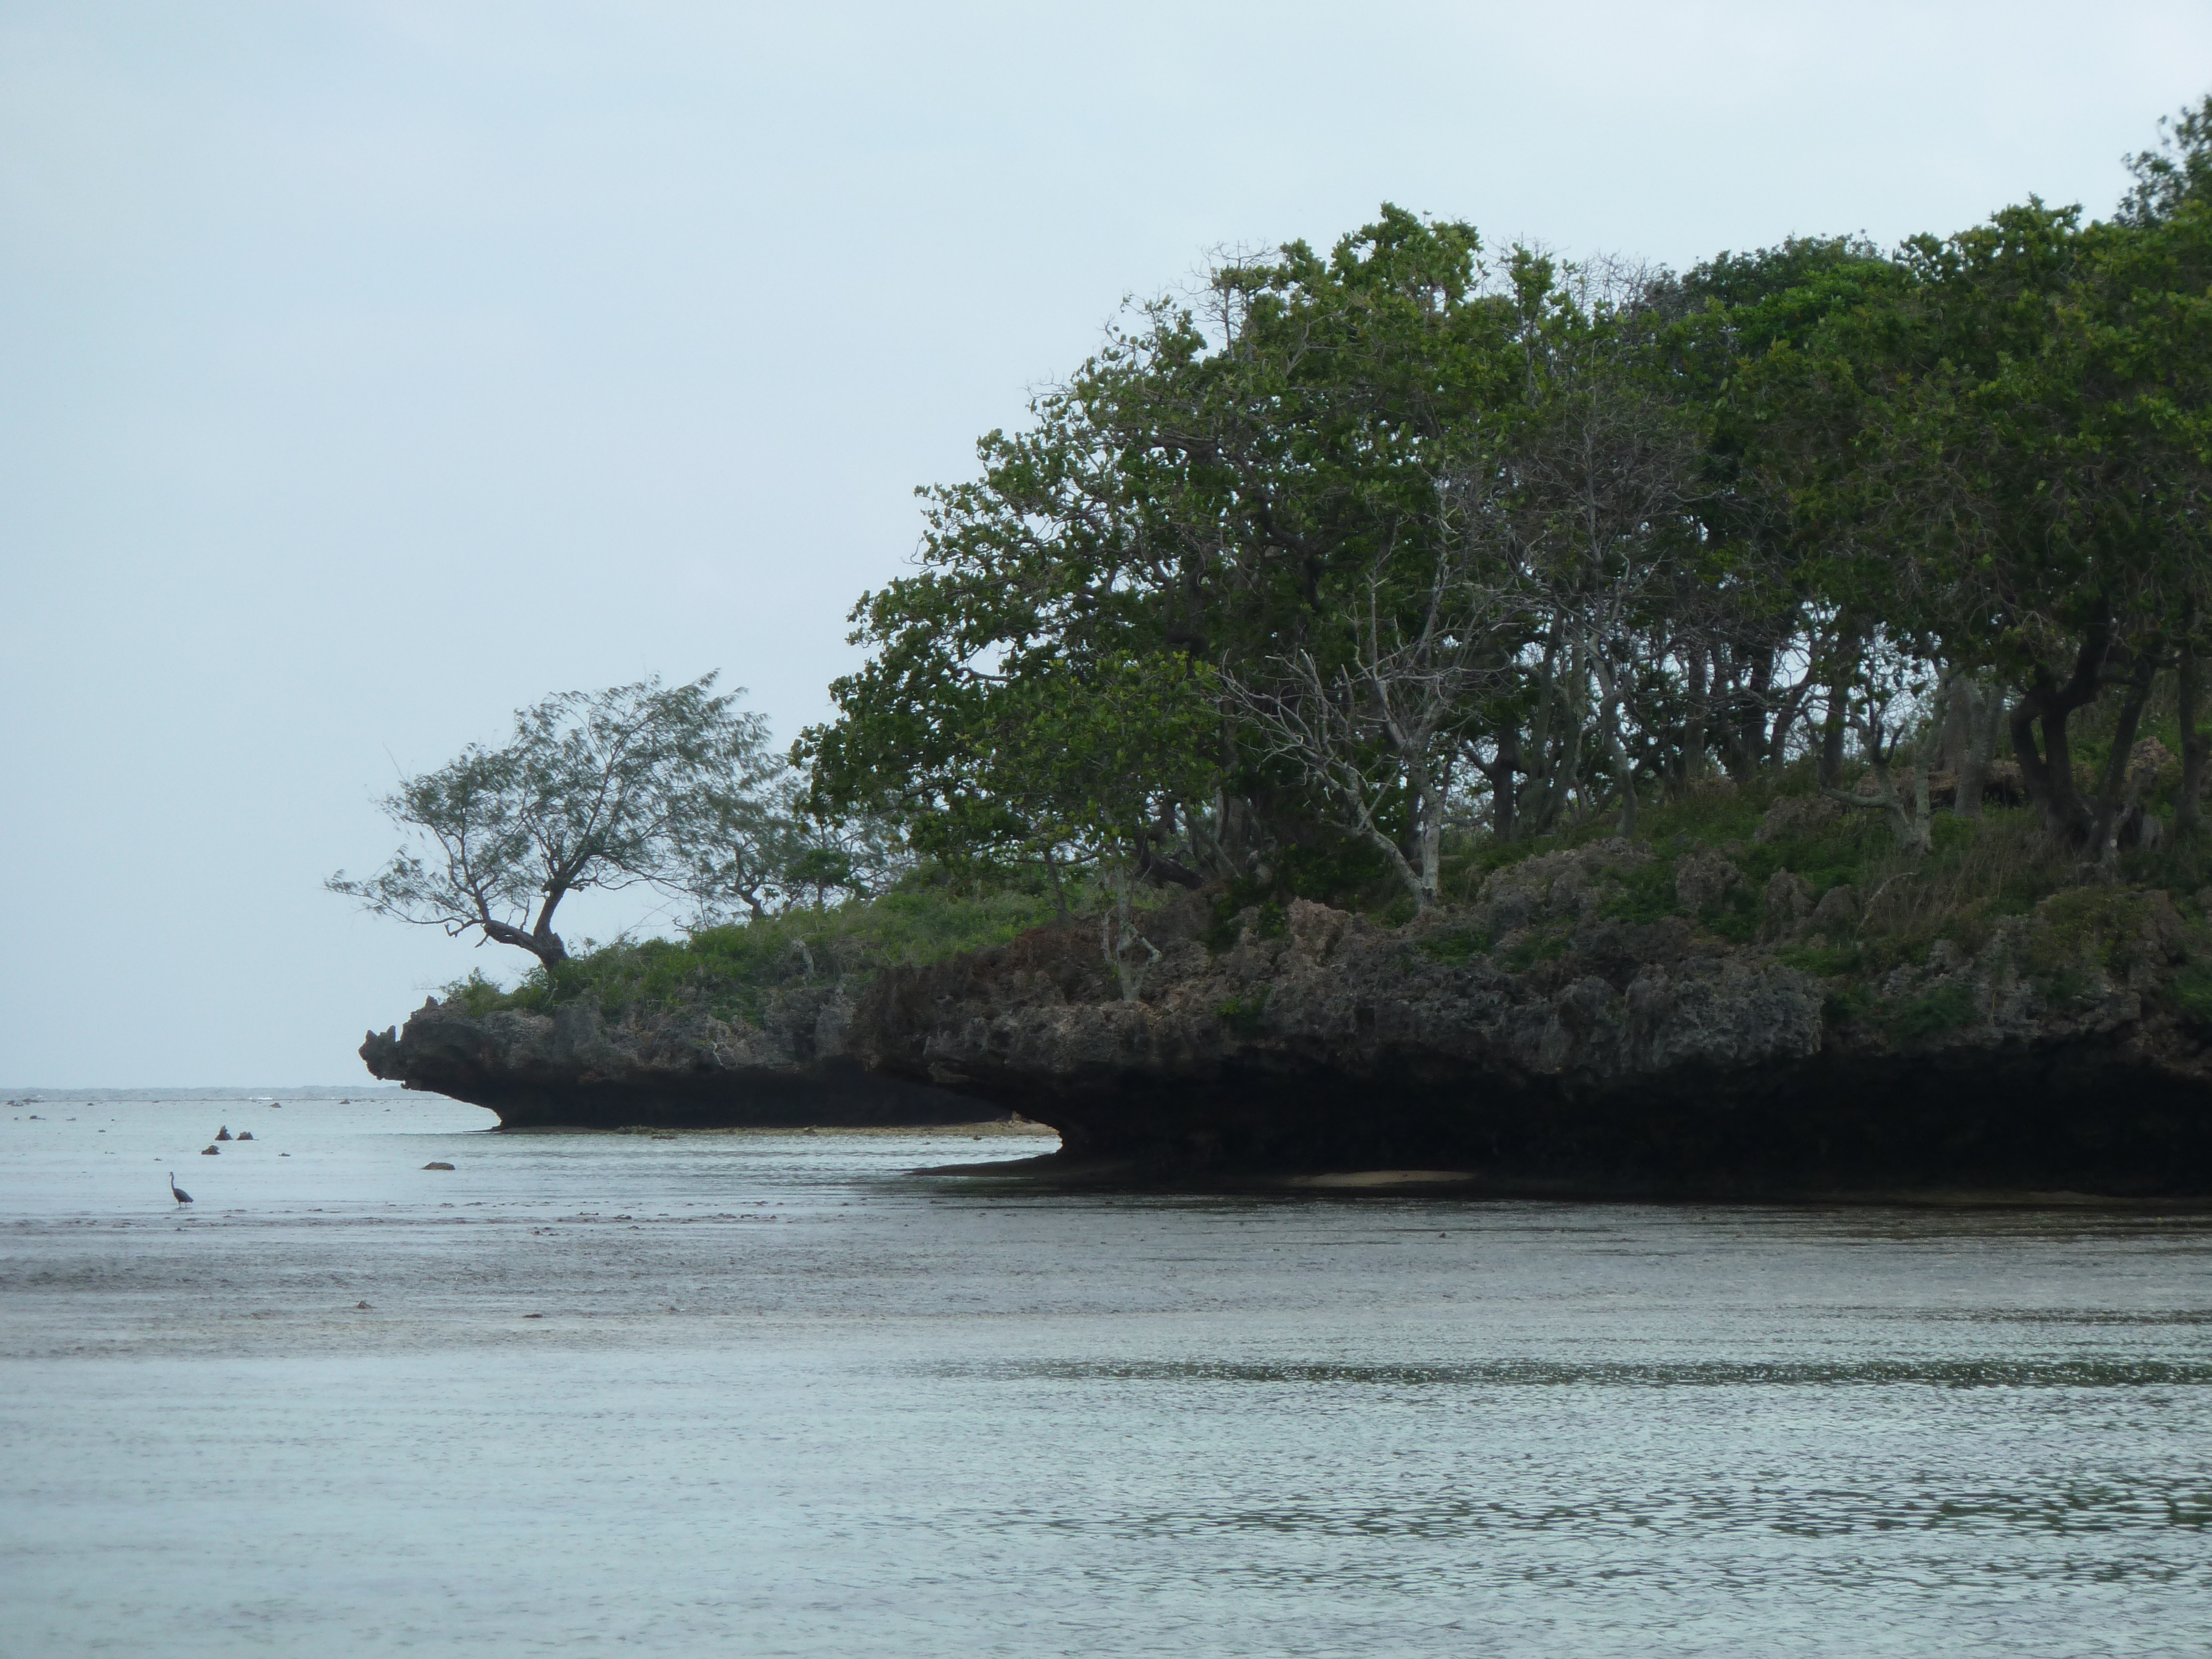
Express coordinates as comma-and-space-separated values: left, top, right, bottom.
1, 1093, 2208, 1657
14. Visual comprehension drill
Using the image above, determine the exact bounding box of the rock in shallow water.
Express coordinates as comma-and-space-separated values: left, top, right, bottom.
361, 849, 2212, 1194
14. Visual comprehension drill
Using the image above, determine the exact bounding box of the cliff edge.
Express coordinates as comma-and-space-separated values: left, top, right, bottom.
360, 980, 980, 1129
851, 839, 2212, 1192
365, 836, 2212, 1192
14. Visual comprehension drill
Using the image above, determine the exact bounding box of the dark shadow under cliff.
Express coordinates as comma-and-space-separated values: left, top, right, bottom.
362, 832, 2212, 1192
845, 848, 2212, 1197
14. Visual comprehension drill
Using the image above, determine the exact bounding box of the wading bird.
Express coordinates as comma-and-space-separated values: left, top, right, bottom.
169, 1173, 192, 1205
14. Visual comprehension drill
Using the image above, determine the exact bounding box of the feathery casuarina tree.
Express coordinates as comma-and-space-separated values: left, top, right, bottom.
328, 676, 789, 967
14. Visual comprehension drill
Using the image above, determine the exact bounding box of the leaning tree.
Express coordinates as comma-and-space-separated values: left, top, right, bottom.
328, 675, 790, 968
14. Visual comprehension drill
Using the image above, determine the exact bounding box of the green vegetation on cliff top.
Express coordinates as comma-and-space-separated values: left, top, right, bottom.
440, 883, 1058, 1026
367, 97, 2212, 1044
445, 718, 2212, 1047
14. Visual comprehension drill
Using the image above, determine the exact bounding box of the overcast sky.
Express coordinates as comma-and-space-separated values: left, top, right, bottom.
4, 1, 2208, 1085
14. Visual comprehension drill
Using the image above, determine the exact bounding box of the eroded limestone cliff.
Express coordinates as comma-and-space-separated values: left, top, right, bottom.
365, 834, 2212, 1192
360, 982, 977, 1129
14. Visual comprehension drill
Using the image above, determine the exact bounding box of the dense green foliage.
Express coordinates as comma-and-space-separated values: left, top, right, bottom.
442, 721, 2212, 1038
440, 880, 1060, 1025
332, 676, 903, 971
354, 98, 2212, 1029
801, 99, 2212, 911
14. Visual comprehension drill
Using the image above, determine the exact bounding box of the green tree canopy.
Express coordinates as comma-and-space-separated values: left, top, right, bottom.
330, 676, 792, 967
799, 95, 2212, 895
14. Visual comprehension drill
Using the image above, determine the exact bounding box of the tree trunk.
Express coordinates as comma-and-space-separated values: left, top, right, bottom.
1100, 867, 1160, 1001
1041, 845, 1072, 924
1522, 633, 1564, 833
1558, 637, 1592, 828
482, 917, 568, 968
1955, 676, 2002, 818
2182, 642, 2209, 837
2008, 628, 2107, 848
1818, 682, 1848, 791
1591, 654, 1636, 840
1401, 768, 1428, 891
1935, 672, 1971, 774
1823, 723, 1933, 855
1677, 641, 1710, 798
1728, 645, 1772, 781
1477, 728, 1520, 842
1199, 784, 1254, 880
1391, 755, 1449, 912
1135, 838, 1206, 890
1605, 718, 1637, 840
2089, 659, 2156, 871
1358, 823, 1432, 915
1418, 808, 1443, 906
1766, 666, 1818, 772
2009, 689, 2085, 844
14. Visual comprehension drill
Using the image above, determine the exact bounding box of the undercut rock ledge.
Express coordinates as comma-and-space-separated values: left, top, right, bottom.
365, 842, 2212, 1195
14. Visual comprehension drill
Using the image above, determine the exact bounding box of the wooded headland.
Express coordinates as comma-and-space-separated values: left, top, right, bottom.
357, 102, 2212, 1189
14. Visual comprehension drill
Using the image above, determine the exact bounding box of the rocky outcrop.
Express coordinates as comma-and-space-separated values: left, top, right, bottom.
365, 837, 2212, 1192
851, 842, 2212, 1193
360, 983, 978, 1129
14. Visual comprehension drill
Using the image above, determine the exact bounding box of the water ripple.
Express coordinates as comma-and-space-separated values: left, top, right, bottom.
941, 1357, 2212, 1389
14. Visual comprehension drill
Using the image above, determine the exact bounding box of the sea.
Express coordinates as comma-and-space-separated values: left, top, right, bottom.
2, 1090, 2208, 1657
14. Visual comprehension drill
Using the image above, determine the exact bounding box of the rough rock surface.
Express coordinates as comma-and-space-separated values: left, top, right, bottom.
360, 984, 979, 1129
364, 838, 2212, 1192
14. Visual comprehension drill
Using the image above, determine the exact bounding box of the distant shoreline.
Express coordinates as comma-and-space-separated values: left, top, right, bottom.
2, 1084, 413, 1100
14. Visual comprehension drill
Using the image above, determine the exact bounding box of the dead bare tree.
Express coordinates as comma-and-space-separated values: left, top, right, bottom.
1224, 542, 1522, 912
1099, 863, 1163, 1000
1508, 258, 1700, 839
1822, 645, 1944, 855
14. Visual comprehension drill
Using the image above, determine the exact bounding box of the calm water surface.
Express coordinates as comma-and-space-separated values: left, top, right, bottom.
1, 1093, 2208, 1656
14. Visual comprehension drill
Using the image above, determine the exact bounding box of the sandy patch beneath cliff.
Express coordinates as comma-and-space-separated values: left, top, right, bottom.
585, 1120, 1060, 1139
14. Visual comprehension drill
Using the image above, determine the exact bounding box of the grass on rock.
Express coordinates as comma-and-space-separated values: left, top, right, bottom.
443, 883, 1058, 1025
442, 735, 2212, 1045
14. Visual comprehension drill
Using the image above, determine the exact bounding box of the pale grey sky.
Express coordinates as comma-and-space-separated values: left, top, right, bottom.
4, 1, 2207, 1084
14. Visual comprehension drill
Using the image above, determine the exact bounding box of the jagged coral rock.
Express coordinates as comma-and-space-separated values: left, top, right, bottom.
1807, 884, 1860, 935
1673, 847, 1743, 912
1755, 794, 1845, 843
1762, 870, 1814, 940
363, 853, 2212, 1192
360, 984, 975, 1129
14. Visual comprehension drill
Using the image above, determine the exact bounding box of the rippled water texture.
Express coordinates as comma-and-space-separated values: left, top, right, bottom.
3, 1093, 2209, 1656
